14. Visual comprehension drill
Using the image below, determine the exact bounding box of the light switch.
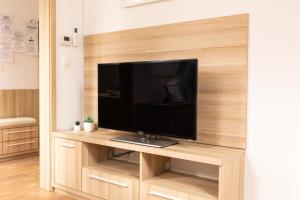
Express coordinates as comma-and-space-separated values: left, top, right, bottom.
62, 56, 72, 68
0, 64, 5, 71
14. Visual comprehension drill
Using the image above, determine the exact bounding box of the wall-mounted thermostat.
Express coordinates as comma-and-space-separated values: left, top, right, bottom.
60, 35, 73, 46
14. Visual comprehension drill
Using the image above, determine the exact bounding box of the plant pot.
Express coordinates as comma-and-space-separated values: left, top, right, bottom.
73, 125, 81, 132
84, 122, 94, 133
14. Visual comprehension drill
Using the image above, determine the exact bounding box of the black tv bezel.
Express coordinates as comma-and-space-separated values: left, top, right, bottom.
98, 58, 198, 141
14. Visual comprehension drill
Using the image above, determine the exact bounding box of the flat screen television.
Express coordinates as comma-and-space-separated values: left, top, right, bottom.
98, 59, 197, 140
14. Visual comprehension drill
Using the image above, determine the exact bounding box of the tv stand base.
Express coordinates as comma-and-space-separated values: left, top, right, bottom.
111, 135, 178, 148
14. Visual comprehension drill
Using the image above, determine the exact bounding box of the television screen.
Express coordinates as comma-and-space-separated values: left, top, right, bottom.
98, 59, 197, 140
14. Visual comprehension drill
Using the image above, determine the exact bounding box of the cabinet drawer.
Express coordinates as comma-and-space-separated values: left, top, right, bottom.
30, 126, 39, 138
146, 185, 189, 200
3, 126, 38, 142
82, 167, 136, 200
3, 138, 39, 155
54, 138, 82, 191
143, 184, 211, 200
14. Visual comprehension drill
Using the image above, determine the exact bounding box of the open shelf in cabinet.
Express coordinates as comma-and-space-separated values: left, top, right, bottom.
87, 159, 139, 180
140, 152, 219, 200
82, 142, 140, 178
144, 172, 218, 200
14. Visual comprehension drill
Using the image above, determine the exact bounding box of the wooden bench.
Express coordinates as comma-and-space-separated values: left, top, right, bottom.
0, 117, 39, 160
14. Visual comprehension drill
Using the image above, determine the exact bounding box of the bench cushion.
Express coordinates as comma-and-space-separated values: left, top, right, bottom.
0, 117, 37, 128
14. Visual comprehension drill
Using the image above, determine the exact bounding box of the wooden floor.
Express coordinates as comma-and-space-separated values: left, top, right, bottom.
0, 156, 75, 200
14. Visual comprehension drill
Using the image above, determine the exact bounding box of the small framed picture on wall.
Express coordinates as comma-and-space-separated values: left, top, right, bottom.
123, 0, 169, 8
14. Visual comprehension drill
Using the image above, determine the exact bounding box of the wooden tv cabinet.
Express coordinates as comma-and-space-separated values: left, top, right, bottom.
52, 130, 245, 200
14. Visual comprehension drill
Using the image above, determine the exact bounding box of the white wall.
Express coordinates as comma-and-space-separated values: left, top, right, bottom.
56, 0, 84, 130
83, 0, 300, 200
0, 0, 39, 89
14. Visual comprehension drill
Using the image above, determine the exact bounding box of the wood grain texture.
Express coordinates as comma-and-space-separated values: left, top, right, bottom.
2, 126, 37, 142
53, 130, 244, 166
0, 125, 39, 159
141, 172, 218, 200
0, 90, 39, 120
82, 143, 110, 166
0, 156, 74, 200
82, 164, 139, 200
2, 138, 39, 155
140, 153, 170, 181
54, 187, 102, 200
88, 160, 140, 179
84, 14, 248, 149
53, 131, 245, 200
39, 0, 57, 191
219, 152, 244, 200
0, 122, 37, 130
0, 151, 38, 161
54, 138, 82, 191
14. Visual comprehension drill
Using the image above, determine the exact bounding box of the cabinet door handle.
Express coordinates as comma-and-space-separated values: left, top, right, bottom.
149, 191, 181, 200
7, 141, 36, 147
88, 174, 128, 188
59, 143, 75, 148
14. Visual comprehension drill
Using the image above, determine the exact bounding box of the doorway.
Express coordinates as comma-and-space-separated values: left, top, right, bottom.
0, 0, 57, 197
0, 0, 40, 161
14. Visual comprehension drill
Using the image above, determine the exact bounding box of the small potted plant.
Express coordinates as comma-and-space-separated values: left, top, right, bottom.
74, 121, 81, 132
84, 115, 94, 133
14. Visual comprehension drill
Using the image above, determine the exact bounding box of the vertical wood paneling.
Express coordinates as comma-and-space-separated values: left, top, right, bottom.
0, 90, 39, 120
6, 91, 15, 118
84, 14, 249, 149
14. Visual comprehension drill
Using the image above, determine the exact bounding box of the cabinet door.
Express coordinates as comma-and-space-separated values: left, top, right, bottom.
54, 137, 82, 190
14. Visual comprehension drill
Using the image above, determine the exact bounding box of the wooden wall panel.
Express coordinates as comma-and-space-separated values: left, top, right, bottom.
84, 14, 248, 149
0, 90, 39, 120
